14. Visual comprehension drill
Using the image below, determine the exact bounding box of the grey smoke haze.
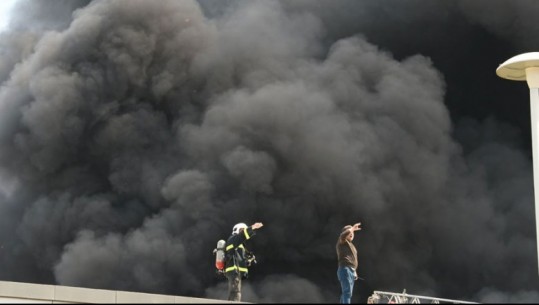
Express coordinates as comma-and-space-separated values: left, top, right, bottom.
0, 0, 537, 303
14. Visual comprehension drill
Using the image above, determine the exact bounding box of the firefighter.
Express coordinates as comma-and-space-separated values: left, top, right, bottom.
224, 222, 264, 301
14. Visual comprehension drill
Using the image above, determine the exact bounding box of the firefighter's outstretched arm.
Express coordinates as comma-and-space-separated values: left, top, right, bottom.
232, 222, 264, 246
251, 222, 263, 230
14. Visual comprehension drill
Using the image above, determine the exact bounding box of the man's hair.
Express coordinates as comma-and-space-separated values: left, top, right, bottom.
342, 225, 352, 232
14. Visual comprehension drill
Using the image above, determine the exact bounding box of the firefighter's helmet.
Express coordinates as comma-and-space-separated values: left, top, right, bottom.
232, 223, 248, 235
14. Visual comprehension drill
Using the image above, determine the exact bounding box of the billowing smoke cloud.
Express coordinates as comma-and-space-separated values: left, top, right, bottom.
0, 0, 538, 303
456, 0, 539, 49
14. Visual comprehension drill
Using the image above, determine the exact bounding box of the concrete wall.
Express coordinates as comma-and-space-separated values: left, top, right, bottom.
0, 281, 239, 304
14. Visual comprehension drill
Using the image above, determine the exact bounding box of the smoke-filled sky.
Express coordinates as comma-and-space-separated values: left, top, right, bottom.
0, 0, 538, 303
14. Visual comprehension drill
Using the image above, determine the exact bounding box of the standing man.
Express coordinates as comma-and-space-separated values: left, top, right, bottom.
225, 221, 264, 301
336, 222, 361, 304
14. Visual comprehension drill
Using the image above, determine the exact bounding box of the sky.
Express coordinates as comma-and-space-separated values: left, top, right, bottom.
0, 0, 539, 303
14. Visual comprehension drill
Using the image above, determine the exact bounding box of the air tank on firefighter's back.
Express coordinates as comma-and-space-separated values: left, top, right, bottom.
214, 239, 226, 272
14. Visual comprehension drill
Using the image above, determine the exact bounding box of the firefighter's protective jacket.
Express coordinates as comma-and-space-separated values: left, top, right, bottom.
225, 226, 256, 277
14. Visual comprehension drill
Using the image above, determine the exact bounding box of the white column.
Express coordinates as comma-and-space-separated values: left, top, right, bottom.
530, 87, 539, 274
527, 67, 539, 274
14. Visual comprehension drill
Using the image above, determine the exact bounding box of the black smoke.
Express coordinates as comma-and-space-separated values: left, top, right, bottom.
0, 0, 538, 303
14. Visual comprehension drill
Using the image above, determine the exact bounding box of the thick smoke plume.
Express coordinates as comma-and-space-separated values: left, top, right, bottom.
0, 0, 538, 302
